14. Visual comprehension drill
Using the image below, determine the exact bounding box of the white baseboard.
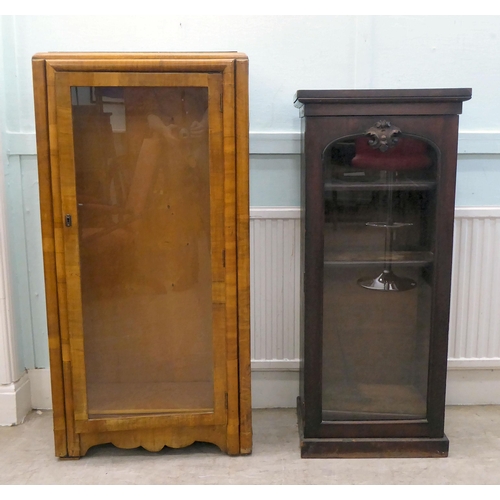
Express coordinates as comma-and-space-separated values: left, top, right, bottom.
28, 368, 52, 410
0, 368, 53, 425
24, 367, 299, 410
0, 372, 31, 425
446, 369, 500, 405
19, 365, 500, 413
251, 364, 500, 408
251, 370, 300, 409
24, 367, 302, 411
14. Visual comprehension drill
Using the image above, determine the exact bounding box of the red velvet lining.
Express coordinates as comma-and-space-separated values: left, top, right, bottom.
351, 137, 432, 171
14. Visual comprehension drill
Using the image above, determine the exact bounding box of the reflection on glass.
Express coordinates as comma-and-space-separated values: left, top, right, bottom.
353, 136, 432, 292
72, 86, 214, 417
322, 135, 437, 420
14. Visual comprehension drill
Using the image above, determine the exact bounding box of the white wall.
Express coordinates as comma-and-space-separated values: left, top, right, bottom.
1, 15, 500, 412
0, 18, 32, 424
5, 15, 500, 132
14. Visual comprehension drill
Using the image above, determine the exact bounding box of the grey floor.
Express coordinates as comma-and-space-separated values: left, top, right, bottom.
1, 406, 500, 485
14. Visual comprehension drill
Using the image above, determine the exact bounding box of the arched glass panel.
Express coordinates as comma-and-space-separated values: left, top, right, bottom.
321, 133, 439, 421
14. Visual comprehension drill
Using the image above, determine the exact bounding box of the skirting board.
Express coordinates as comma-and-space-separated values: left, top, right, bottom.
5, 367, 500, 414
0, 369, 52, 425
446, 368, 500, 405
28, 368, 52, 410
0, 372, 31, 426
251, 365, 500, 408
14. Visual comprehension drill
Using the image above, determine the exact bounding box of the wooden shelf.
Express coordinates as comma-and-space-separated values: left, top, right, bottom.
325, 179, 436, 192
87, 381, 214, 418
324, 250, 434, 266
322, 383, 427, 421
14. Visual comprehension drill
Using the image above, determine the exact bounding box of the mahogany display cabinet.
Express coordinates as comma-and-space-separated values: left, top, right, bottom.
294, 88, 471, 458
32, 52, 251, 458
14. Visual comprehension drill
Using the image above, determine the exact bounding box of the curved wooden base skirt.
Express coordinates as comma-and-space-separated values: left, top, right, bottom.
75, 424, 229, 457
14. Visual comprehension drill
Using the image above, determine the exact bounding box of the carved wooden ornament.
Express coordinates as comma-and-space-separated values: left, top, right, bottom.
366, 120, 402, 152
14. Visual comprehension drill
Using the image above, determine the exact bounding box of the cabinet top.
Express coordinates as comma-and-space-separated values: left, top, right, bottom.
294, 88, 472, 108
33, 51, 248, 61
294, 88, 472, 117
32, 52, 249, 75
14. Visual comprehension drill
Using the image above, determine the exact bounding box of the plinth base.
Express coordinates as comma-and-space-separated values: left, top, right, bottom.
297, 398, 449, 458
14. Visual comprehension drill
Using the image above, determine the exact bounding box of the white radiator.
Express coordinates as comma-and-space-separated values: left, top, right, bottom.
449, 208, 500, 368
250, 206, 500, 371
250, 208, 301, 370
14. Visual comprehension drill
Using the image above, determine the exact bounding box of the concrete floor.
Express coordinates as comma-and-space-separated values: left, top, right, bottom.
1, 406, 500, 484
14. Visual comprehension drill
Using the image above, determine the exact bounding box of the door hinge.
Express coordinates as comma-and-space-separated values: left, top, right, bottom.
223, 249, 226, 268
225, 392, 228, 410
220, 93, 223, 113
65, 214, 72, 227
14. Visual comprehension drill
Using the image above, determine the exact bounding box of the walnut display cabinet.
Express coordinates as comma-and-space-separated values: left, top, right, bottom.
294, 89, 471, 458
32, 52, 251, 458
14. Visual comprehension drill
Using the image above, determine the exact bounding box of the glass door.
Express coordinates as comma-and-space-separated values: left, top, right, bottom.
54, 72, 227, 425
321, 132, 438, 421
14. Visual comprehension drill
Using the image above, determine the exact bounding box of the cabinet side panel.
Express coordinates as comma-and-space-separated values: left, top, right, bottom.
32, 58, 68, 457
303, 119, 331, 436
426, 115, 460, 436
221, 61, 241, 455
45, 63, 81, 457
299, 116, 306, 406
235, 58, 252, 454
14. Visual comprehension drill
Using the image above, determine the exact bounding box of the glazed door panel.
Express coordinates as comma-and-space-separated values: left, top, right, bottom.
321, 133, 436, 422
53, 71, 227, 430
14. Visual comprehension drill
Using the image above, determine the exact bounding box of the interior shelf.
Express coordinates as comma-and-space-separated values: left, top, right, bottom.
324, 250, 434, 266
324, 179, 436, 192
87, 381, 215, 418
322, 383, 427, 421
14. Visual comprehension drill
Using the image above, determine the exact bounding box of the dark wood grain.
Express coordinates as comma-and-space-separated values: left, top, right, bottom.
297, 88, 471, 457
